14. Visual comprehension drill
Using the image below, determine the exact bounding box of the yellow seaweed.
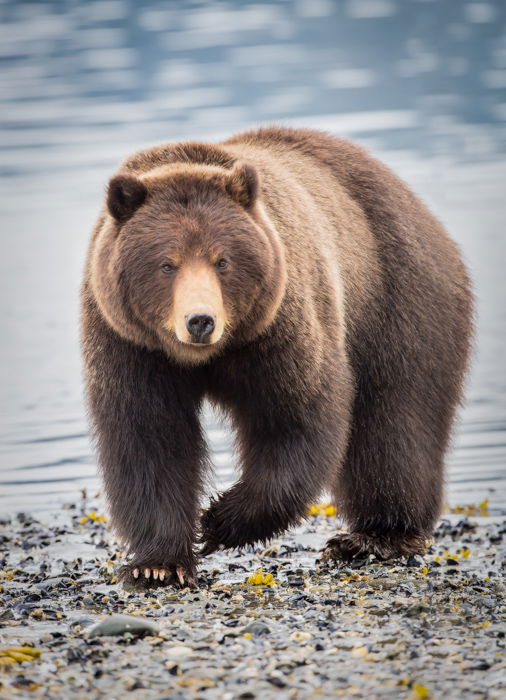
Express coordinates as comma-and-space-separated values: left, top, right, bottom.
0, 647, 42, 668
411, 683, 431, 699
307, 503, 337, 517
80, 510, 107, 525
246, 568, 277, 586
449, 498, 489, 517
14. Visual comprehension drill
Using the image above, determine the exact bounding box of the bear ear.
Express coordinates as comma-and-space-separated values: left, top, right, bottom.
225, 162, 259, 209
107, 174, 148, 223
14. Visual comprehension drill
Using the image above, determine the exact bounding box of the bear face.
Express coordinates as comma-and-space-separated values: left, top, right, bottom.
89, 161, 286, 365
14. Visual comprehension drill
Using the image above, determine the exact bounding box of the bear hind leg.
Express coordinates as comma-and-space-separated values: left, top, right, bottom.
322, 358, 460, 563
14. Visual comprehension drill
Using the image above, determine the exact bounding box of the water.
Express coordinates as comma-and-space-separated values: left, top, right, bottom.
0, 0, 505, 517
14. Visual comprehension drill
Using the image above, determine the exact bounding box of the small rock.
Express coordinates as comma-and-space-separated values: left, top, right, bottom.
406, 556, 422, 567
242, 621, 271, 636
0, 609, 15, 622
290, 630, 312, 642
88, 613, 159, 638
35, 576, 73, 591
480, 596, 497, 609
165, 645, 194, 658
405, 604, 430, 618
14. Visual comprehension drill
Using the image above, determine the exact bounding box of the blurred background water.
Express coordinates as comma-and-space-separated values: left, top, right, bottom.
0, 0, 505, 517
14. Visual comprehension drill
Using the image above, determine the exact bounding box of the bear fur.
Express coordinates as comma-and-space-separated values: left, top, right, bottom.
81, 126, 473, 587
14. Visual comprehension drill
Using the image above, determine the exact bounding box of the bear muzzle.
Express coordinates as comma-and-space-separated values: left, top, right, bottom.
169, 260, 226, 348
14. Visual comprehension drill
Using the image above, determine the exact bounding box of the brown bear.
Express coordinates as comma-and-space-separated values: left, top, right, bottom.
81, 126, 473, 587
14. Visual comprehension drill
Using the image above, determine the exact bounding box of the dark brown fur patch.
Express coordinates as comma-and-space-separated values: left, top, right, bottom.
321, 532, 427, 562
107, 174, 147, 222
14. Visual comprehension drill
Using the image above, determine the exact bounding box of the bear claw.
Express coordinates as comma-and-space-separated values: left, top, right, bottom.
176, 567, 185, 585
120, 563, 197, 589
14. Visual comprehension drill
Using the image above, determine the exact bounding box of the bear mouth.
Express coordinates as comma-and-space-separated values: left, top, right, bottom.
186, 338, 213, 346
172, 332, 223, 353
178, 336, 216, 348
187, 341, 213, 348
159, 325, 228, 364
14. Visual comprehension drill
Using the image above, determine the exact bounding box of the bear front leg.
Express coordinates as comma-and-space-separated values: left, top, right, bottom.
201, 364, 353, 555
82, 299, 207, 588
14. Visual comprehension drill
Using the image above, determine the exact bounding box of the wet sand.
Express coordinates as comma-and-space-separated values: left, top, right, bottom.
0, 496, 504, 699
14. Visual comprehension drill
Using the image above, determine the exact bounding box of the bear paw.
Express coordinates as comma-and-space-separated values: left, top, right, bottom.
118, 562, 198, 589
199, 497, 234, 556
199, 492, 279, 556
321, 531, 427, 563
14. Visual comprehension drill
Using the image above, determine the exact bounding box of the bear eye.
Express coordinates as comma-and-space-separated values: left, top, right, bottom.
161, 262, 176, 274
216, 258, 228, 270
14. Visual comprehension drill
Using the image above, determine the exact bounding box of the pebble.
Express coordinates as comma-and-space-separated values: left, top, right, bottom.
87, 613, 159, 638
242, 621, 271, 636
35, 576, 73, 591
290, 630, 312, 642
164, 645, 194, 658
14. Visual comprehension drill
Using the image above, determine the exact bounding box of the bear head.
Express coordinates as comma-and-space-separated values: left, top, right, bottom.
89, 155, 287, 365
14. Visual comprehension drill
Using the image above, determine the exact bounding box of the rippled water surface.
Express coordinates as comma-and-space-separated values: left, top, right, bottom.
0, 0, 505, 516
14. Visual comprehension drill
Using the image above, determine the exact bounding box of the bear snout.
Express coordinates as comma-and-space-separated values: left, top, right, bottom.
185, 313, 215, 343
171, 260, 226, 349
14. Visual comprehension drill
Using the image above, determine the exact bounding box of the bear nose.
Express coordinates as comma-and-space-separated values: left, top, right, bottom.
185, 313, 215, 342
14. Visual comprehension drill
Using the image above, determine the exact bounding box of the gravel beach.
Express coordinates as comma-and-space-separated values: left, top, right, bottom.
0, 496, 504, 699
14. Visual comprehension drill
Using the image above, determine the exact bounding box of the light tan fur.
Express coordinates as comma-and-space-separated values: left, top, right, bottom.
167, 259, 226, 345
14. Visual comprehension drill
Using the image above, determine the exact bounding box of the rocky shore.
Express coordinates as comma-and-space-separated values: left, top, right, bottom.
0, 495, 504, 699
